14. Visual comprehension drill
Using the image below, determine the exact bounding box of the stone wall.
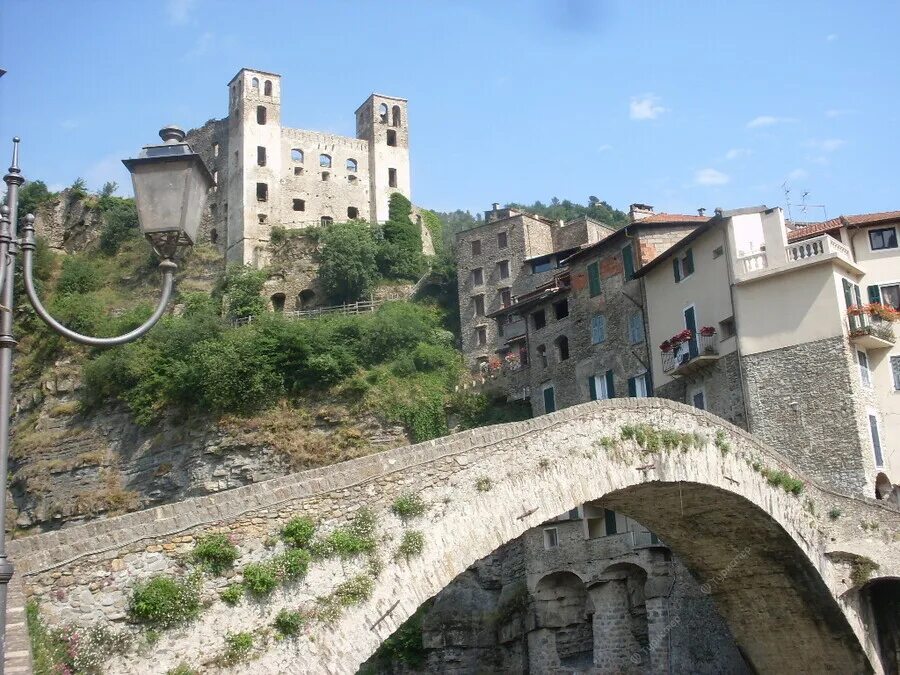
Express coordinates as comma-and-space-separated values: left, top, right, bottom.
8, 399, 897, 673
655, 352, 747, 429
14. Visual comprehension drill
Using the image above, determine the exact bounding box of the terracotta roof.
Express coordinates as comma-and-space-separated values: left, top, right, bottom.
636, 213, 710, 224
787, 211, 900, 242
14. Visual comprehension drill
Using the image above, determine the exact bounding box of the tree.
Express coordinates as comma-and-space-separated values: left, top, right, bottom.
99, 181, 118, 198
318, 221, 379, 303
222, 265, 267, 319
378, 193, 425, 281
98, 196, 139, 255
5, 180, 55, 218
69, 177, 88, 201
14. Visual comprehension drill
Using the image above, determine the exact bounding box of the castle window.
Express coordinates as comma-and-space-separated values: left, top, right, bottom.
532, 309, 546, 330
256, 182, 268, 202
475, 326, 487, 347
257, 106, 267, 124
257, 146, 266, 167
554, 335, 570, 362
537, 344, 548, 368
271, 293, 285, 312
379, 103, 388, 123
320, 216, 334, 226
299, 289, 316, 308
294, 167, 304, 176
392, 105, 402, 127
386, 129, 397, 147
473, 295, 485, 317
500, 288, 511, 307
264, 79, 272, 96
213, 143, 219, 157
321, 171, 330, 181
258, 214, 267, 224
498, 260, 509, 280
348, 207, 359, 219
251, 77, 259, 93
293, 199, 305, 212
210, 228, 218, 243
388, 168, 397, 188
291, 148, 304, 162
471, 239, 481, 255
348, 175, 358, 183
498, 231, 508, 249
553, 299, 569, 320
319, 154, 332, 168
471, 268, 483, 286
346, 158, 358, 172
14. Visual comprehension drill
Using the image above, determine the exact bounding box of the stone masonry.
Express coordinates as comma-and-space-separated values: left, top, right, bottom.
8, 399, 899, 674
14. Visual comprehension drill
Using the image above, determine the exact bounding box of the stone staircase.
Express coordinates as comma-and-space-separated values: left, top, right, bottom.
3, 575, 33, 674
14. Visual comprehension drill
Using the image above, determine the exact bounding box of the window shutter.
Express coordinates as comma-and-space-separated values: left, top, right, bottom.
868, 285, 882, 303
588, 262, 601, 297
605, 370, 615, 398
623, 244, 635, 280
842, 279, 853, 309
604, 509, 617, 535
684, 249, 694, 275
673, 258, 681, 283
628, 376, 637, 397
589, 376, 597, 401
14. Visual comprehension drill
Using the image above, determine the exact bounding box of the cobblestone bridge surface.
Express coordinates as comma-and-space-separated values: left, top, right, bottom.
6, 399, 899, 674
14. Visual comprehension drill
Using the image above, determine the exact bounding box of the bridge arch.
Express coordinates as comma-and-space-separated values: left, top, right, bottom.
12, 399, 898, 674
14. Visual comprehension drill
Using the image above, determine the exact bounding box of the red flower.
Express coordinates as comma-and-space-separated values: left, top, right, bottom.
659, 340, 672, 352
700, 326, 716, 337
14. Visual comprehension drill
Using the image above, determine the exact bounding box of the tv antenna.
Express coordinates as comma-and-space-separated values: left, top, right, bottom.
798, 190, 828, 221
782, 182, 793, 222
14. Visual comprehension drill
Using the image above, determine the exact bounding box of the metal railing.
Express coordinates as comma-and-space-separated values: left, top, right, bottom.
233, 293, 406, 326
661, 333, 719, 373
848, 312, 896, 343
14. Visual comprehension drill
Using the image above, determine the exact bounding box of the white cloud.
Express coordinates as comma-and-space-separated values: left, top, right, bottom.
694, 168, 730, 186
597, 144, 612, 153
747, 115, 798, 129
725, 148, 752, 160
60, 120, 78, 130
825, 108, 854, 118
787, 168, 808, 181
826, 33, 838, 41
807, 138, 846, 152
629, 94, 667, 120
166, 0, 197, 25
185, 31, 214, 59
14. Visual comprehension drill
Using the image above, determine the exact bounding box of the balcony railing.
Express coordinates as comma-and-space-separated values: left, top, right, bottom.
661, 332, 719, 376
736, 234, 858, 279
848, 311, 896, 349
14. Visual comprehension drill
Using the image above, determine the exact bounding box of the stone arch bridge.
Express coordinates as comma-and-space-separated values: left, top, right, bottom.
7, 399, 900, 674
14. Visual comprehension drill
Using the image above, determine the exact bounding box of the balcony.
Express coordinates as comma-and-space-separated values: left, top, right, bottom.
735, 234, 862, 282
848, 309, 897, 349
661, 331, 719, 377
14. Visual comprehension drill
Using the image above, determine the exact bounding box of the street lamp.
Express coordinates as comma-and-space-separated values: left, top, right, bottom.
0, 127, 213, 663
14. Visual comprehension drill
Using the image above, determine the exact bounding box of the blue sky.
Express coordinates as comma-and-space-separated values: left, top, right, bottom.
2, 1, 898, 220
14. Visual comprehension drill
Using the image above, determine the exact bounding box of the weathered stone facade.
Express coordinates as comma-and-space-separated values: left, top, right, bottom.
9, 399, 899, 673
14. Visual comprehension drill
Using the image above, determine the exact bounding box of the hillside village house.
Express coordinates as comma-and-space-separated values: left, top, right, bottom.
457, 204, 899, 501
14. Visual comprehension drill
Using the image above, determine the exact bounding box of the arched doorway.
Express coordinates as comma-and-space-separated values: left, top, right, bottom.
298, 289, 316, 309
863, 577, 900, 675
531, 571, 594, 670
271, 293, 285, 312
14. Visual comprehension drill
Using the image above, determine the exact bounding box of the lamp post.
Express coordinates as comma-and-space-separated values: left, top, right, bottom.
0, 127, 213, 666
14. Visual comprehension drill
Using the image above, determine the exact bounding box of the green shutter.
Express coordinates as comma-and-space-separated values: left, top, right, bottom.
605, 370, 615, 398
628, 376, 637, 397
842, 279, 853, 309
623, 244, 635, 280
868, 285, 882, 303
604, 509, 617, 535
588, 262, 601, 296
543, 387, 556, 413
588, 376, 597, 401
684, 249, 694, 275
673, 257, 681, 283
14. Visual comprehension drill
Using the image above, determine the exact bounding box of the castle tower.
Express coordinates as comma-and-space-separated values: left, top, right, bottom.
355, 94, 410, 223
226, 68, 283, 265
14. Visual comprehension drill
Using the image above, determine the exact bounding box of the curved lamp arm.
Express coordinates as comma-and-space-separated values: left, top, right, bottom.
21, 214, 177, 347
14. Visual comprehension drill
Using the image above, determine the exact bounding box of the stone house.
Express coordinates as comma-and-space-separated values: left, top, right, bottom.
186, 68, 412, 268
637, 207, 900, 499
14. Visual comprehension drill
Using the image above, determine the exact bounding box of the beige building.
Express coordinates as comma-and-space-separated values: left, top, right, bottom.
187, 68, 411, 266
638, 207, 900, 498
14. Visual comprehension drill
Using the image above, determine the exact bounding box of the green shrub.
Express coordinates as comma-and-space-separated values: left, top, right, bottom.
281, 516, 316, 549
396, 530, 425, 559
273, 609, 305, 637
763, 469, 804, 495
242, 563, 278, 597
220, 583, 244, 606
57, 256, 104, 295
13, 179, 56, 218
221, 632, 254, 665
391, 493, 427, 520
475, 477, 492, 492
191, 533, 238, 575
311, 509, 378, 559
828, 507, 842, 520
378, 194, 426, 281
167, 664, 199, 675
98, 195, 139, 255
334, 574, 375, 606
318, 221, 380, 303
274, 548, 311, 580
128, 575, 200, 628
222, 265, 267, 318
48, 293, 108, 335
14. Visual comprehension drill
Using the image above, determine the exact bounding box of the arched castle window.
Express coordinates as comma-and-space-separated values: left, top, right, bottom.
264, 80, 272, 96
378, 103, 388, 123
291, 149, 304, 162
386, 129, 397, 147
346, 158, 358, 172
251, 77, 260, 93
392, 105, 401, 127
319, 154, 332, 168
347, 207, 359, 219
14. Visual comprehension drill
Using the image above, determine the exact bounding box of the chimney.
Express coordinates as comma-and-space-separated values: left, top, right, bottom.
714, 208, 723, 217
697, 208, 706, 217
492, 202, 500, 211
629, 203, 654, 223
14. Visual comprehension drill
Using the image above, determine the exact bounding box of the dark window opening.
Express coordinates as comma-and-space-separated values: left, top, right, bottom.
500, 288, 511, 307
531, 256, 553, 274
471, 239, 482, 256
271, 293, 285, 312
251, 77, 259, 92
348, 207, 359, 219
476, 326, 487, 347
264, 79, 273, 96
498, 260, 510, 279
320, 216, 334, 226
299, 289, 316, 309
473, 295, 485, 317
555, 335, 569, 361
294, 166, 304, 176
321, 171, 330, 181
554, 299, 569, 320
388, 168, 397, 187
719, 317, 736, 339
472, 268, 483, 285
258, 214, 267, 224
256, 182, 268, 202
532, 309, 546, 330
392, 105, 402, 127
498, 231, 508, 249
257, 146, 266, 167
869, 226, 898, 251
293, 199, 305, 212
348, 175, 358, 183
256, 106, 267, 124
210, 228, 218, 243
537, 344, 548, 368
387, 129, 397, 146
